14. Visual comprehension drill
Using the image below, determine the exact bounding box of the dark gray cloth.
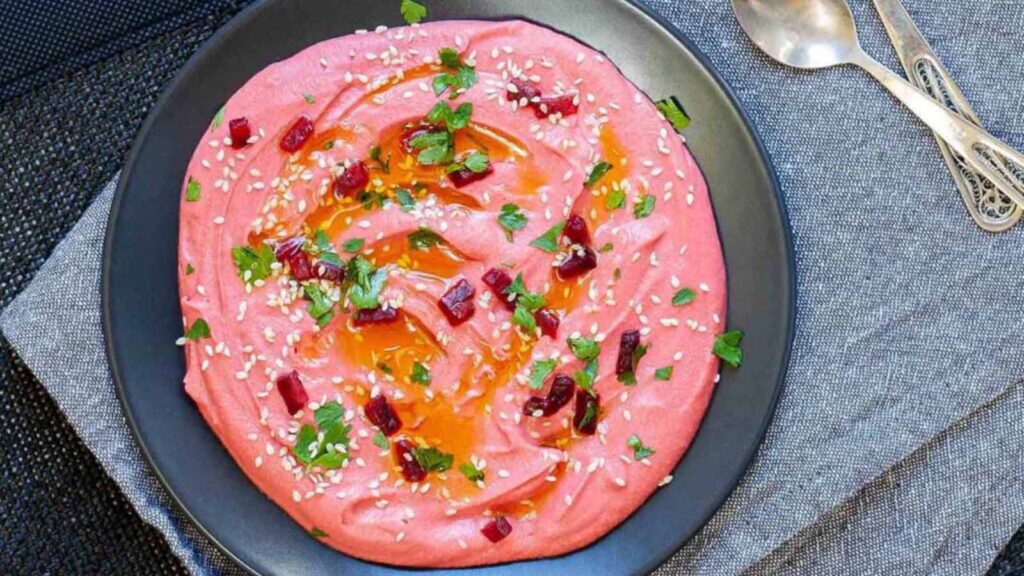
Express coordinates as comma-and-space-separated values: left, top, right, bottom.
4, 0, 1024, 574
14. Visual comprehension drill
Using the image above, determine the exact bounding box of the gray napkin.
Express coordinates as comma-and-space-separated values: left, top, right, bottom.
5, 0, 1024, 574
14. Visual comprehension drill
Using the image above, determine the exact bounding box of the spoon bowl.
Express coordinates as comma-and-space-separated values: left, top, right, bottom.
732, 0, 861, 69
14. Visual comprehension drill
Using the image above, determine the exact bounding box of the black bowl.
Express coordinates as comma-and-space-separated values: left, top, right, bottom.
103, 0, 795, 574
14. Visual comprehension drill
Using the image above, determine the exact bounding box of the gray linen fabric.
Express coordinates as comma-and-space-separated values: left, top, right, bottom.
4, 0, 1024, 574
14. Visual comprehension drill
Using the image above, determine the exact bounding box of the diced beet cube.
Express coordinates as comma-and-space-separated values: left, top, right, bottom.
563, 213, 591, 245
534, 94, 579, 119
482, 268, 515, 311
364, 395, 402, 436
289, 252, 315, 281
506, 78, 541, 103
573, 389, 600, 435
400, 124, 443, 153
280, 115, 314, 152
522, 396, 549, 417
448, 165, 494, 188
315, 260, 345, 283
276, 371, 308, 415
334, 161, 370, 198
534, 308, 560, 339
616, 329, 641, 376
555, 246, 597, 280
481, 516, 513, 543
275, 236, 306, 262
228, 117, 251, 149
438, 278, 476, 326
394, 438, 427, 482
353, 307, 400, 327
546, 374, 576, 413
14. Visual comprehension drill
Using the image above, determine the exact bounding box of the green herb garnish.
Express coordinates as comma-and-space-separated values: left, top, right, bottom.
310, 527, 329, 538
605, 188, 626, 210
567, 336, 600, 361
394, 188, 416, 210
369, 145, 391, 174
654, 366, 673, 381
599, 242, 614, 253
231, 244, 275, 283
617, 343, 649, 386
210, 106, 225, 129
345, 256, 387, 310
459, 461, 485, 483
513, 305, 537, 333
411, 361, 431, 386
497, 203, 528, 242
341, 238, 365, 253
573, 358, 598, 396
713, 330, 744, 368
373, 431, 390, 450
627, 434, 655, 460
400, 0, 427, 24
432, 48, 477, 99
303, 285, 336, 328
303, 93, 315, 104
655, 96, 691, 132
412, 446, 453, 472
293, 401, 352, 471
529, 358, 558, 390
185, 176, 201, 202
672, 288, 696, 306
633, 194, 656, 219
585, 161, 613, 189
408, 228, 443, 251
530, 221, 565, 253
184, 318, 211, 342
185, 263, 195, 275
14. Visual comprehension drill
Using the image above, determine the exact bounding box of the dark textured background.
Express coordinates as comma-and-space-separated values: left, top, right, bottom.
0, 0, 1022, 574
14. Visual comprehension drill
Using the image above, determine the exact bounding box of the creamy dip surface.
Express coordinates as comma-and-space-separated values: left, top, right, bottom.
178, 19, 727, 567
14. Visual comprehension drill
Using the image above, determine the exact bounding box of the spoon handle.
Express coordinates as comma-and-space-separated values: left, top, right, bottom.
851, 51, 1024, 210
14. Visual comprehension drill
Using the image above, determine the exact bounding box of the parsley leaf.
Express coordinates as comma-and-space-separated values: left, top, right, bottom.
184, 318, 211, 341
617, 343, 649, 386
505, 274, 546, 311
342, 238, 365, 253
605, 188, 626, 210
411, 361, 431, 386
310, 527, 329, 538
303, 285, 336, 327
672, 288, 697, 306
513, 305, 537, 334
413, 446, 453, 472
633, 194, 656, 219
432, 48, 477, 98
713, 330, 744, 369
427, 101, 473, 131
400, 0, 427, 24
303, 93, 315, 104
599, 242, 614, 253
497, 203, 527, 241
315, 401, 343, 429
394, 188, 415, 210
627, 434, 655, 460
373, 431, 390, 450
530, 221, 565, 253
410, 128, 455, 166
185, 176, 201, 202
408, 228, 443, 251
369, 145, 391, 174
654, 366, 673, 381
293, 401, 352, 471
459, 461, 485, 483
585, 161, 613, 189
185, 263, 195, 275
573, 358, 598, 396
568, 336, 600, 361
655, 96, 691, 132
377, 362, 393, 375
211, 106, 225, 129
529, 358, 558, 390
578, 400, 598, 429
345, 256, 387, 310
231, 244, 275, 283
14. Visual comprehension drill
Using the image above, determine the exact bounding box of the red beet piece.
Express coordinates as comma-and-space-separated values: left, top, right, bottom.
438, 278, 476, 326
534, 94, 579, 119
275, 236, 306, 262
533, 308, 560, 339
353, 307, 400, 327
275, 237, 315, 281
448, 164, 494, 188
400, 124, 442, 153
228, 117, 251, 149
289, 252, 315, 281
555, 246, 597, 280
364, 395, 402, 436
482, 516, 513, 543
546, 374, 576, 413
563, 213, 591, 245
276, 371, 308, 415
482, 268, 515, 311
522, 396, 549, 417
616, 329, 641, 376
280, 115, 314, 152
314, 260, 345, 283
573, 389, 600, 435
334, 161, 369, 198
394, 438, 427, 482
506, 78, 541, 103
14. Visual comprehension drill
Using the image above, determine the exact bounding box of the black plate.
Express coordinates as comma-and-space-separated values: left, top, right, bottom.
103, 0, 794, 574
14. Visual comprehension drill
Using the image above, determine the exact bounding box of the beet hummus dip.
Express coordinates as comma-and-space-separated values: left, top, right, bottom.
178, 19, 728, 567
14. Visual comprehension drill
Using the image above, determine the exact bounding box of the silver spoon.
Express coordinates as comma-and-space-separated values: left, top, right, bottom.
732, 0, 1024, 211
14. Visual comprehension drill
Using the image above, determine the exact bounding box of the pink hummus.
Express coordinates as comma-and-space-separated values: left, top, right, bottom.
178, 19, 726, 567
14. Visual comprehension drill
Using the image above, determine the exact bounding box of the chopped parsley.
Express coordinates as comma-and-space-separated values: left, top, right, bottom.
599, 242, 614, 253
185, 176, 201, 202
573, 358, 598, 396
506, 274, 546, 310
530, 221, 565, 253
408, 228, 443, 251
394, 187, 416, 210
433, 47, 477, 99
459, 461, 485, 483
184, 318, 211, 341
303, 93, 315, 104
512, 305, 537, 333
450, 150, 489, 174
411, 361, 431, 386
627, 434, 655, 460
293, 401, 352, 471
498, 203, 528, 241
303, 285, 336, 327
409, 128, 455, 166
400, 0, 427, 25
578, 400, 598, 429
672, 288, 697, 306
231, 244, 275, 283
412, 446, 453, 472
345, 256, 387, 310
185, 263, 195, 275
427, 100, 473, 131
356, 190, 389, 210
585, 161, 613, 189
605, 188, 626, 210
568, 336, 600, 361
377, 362, 394, 375
311, 230, 343, 266
654, 366, 674, 381
372, 431, 390, 450
341, 238, 365, 253
210, 106, 225, 129
655, 96, 691, 132
310, 527, 329, 538
633, 194, 656, 219
617, 343, 649, 386
369, 145, 391, 174
529, 358, 558, 390
713, 330, 744, 368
